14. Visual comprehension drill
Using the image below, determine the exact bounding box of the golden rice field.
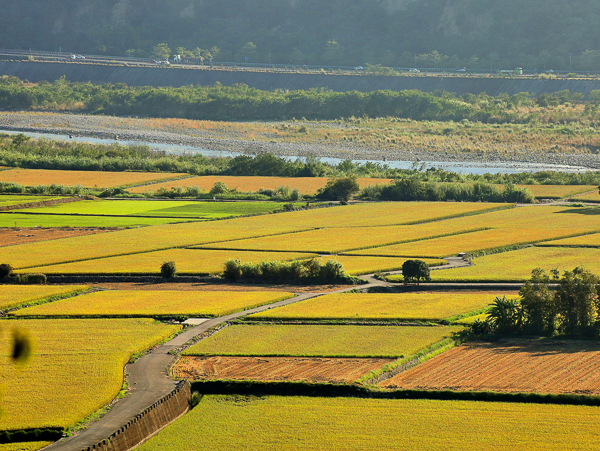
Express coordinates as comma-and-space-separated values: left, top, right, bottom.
13, 290, 294, 318
571, 191, 600, 202
329, 255, 445, 275
250, 291, 517, 321
22, 249, 317, 275
0, 443, 52, 451
350, 227, 591, 258
184, 324, 463, 358
519, 185, 597, 199
0, 318, 180, 430
196, 224, 487, 254
417, 246, 600, 282
538, 232, 600, 248
0, 216, 308, 269
138, 395, 600, 451
130, 175, 393, 195
0, 285, 88, 310
0, 169, 187, 188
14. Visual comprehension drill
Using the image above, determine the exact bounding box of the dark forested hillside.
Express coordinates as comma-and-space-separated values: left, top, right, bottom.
2, 0, 600, 71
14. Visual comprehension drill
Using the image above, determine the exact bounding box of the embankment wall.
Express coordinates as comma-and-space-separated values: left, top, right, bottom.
80, 380, 191, 451
3, 61, 600, 95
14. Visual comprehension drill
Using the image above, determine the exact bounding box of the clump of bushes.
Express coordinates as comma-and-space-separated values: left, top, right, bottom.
0, 263, 13, 279
360, 179, 534, 203
223, 258, 361, 284
11, 273, 47, 284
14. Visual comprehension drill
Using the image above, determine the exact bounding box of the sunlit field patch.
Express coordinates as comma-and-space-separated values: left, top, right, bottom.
184, 324, 463, 358
249, 291, 516, 322
22, 249, 317, 275
0, 285, 88, 310
138, 395, 600, 451
0, 168, 187, 188
129, 175, 393, 195
0, 318, 180, 430
13, 290, 294, 318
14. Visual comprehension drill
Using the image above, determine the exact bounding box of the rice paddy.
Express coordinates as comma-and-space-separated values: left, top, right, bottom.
0, 285, 89, 310
13, 290, 294, 318
0, 318, 180, 430
137, 395, 600, 451
249, 291, 517, 322
0, 169, 187, 188
184, 324, 463, 358
22, 249, 318, 275
0, 195, 66, 207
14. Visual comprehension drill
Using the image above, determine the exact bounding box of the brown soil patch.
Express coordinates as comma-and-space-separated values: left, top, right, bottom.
0, 227, 118, 247
174, 356, 393, 383
380, 339, 600, 395
90, 282, 350, 293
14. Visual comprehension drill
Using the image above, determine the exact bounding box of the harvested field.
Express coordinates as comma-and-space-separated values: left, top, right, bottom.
130, 175, 393, 195
0, 318, 180, 430
250, 291, 516, 322
0, 168, 187, 188
0, 227, 116, 247
349, 227, 589, 258
0, 285, 88, 310
13, 290, 294, 318
380, 339, 600, 395
184, 324, 463, 358
173, 356, 393, 383
138, 395, 600, 451
24, 249, 317, 275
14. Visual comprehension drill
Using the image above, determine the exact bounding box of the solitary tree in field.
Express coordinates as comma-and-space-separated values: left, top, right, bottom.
160, 261, 176, 279
402, 259, 431, 285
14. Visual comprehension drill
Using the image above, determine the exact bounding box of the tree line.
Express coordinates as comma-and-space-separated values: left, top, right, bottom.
1, 76, 598, 124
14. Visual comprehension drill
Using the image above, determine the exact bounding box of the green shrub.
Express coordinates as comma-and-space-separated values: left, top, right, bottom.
11, 273, 47, 284
0, 263, 13, 279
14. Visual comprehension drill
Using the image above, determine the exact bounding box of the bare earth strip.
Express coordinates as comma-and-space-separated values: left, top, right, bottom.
173, 356, 393, 384
380, 340, 600, 395
0, 227, 116, 247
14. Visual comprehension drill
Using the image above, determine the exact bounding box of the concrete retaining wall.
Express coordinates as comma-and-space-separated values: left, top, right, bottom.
80, 380, 191, 451
3, 61, 600, 95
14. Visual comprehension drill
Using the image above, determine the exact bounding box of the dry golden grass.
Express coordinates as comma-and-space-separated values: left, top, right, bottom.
22, 249, 317, 275
250, 291, 516, 321
0, 318, 180, 430
350, 227, 590, 257
0, 285, 88, 310
130, 176, 393, 195
13, 290, 294, 317
0, 443, 52, 451
0, 169, 186, 188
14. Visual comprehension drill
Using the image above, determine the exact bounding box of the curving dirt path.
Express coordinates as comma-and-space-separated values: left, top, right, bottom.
44, 256, 485, 451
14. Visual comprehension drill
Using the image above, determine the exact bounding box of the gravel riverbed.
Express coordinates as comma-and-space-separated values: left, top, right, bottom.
1, 112, 599, 170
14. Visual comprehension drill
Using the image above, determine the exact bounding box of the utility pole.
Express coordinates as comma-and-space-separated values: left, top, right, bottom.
569, 53, 572, 71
